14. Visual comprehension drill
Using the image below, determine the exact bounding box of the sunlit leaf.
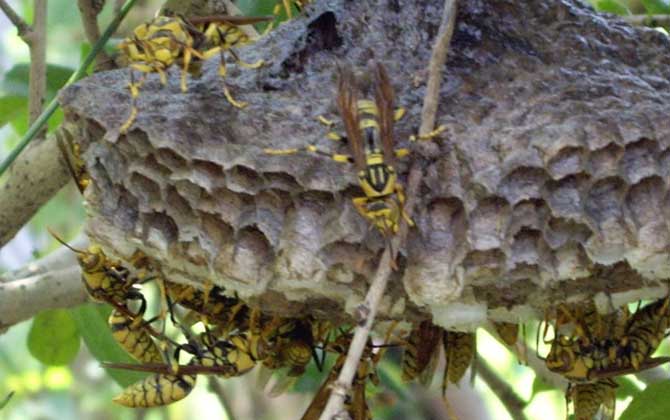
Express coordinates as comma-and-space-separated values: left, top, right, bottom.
70, 303, 148, 387
0, 391, 14, 410
0, 96, 27, 128
616, 376, 642, 399
530, 375, 555, 397
27, 309, 81, 366
620, 380, 670, 420
642, 0, 670, 14
594, 0, 632, 15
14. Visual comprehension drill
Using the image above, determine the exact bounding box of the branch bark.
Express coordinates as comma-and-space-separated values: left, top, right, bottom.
0, 236, 88, 333
77, 0, 114, 71
27, 0, 47, 142
0, 132, 72, 249
0, 0, 31, 37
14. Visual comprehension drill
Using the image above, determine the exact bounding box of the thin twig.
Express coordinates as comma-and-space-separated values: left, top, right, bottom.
28, 0, 47, 141
77, 0, 114, 70
208, 377, 238, 420
477, 356, 529, 420
318, 2, 458, 418
419, 0, 457, 136
0, 0, 31, 37
620, 14, 670, 27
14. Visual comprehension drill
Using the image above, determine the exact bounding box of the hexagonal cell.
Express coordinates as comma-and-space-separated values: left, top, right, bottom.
468, 197, 510, 251
128, 172, 162, 207
547, 146, 585, 179
620, 138, 660, 185
498, 167, 549, 205
155, 147, 188, 171
584, 176, 626, 229
544, 174, 589, 220
544, 216, 592, 249
625, 176, 665, 228
588, 143, 623, 180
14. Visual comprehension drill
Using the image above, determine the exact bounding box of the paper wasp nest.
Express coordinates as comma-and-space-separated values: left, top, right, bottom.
59, 0, 670, 329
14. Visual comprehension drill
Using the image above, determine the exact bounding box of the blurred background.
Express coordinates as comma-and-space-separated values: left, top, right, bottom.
0, 0, 669, 419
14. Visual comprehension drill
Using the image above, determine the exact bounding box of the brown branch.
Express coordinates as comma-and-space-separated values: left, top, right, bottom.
0, 266, 88, 333
319, 2, 458, 418
0, 0, 31, 37
0, 236, 89, 333
28, 0, 47, 141
0, 131, 72, 249
477, 356, 529, 420
77, 0, 114, 71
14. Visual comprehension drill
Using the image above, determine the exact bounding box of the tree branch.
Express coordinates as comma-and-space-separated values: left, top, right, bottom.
0, 237, 88, 333
207, 377, 238, 420
28, 0, 47, 141
0, 0, 31, 37
0, 132, 72, 249
77, 0, 114, 70
0, 266, 88, 333
319, 2, 458, 418
477, 356, 529, 420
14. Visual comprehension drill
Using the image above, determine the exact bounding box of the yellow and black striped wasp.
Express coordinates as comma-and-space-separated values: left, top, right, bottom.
265, 64, 444, 254
118, 13, 272, 133
401, 321, 476, 395
566, 379, 616, 420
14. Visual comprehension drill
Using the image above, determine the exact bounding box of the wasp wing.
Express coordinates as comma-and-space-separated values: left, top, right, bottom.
374, 63, 397, 166
337, 66, 366, 172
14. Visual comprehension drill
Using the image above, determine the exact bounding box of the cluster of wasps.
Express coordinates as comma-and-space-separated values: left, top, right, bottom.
539, 297, 670, 419
114, 0, 316, 134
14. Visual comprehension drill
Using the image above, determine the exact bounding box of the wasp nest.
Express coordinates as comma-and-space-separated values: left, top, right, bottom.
59, 0, 670, 329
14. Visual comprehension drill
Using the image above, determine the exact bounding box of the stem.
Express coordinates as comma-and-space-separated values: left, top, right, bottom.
28, 0, 47, 140
477, 356, 529, 420
0, 0, 30, 36
0, 0, 140, 178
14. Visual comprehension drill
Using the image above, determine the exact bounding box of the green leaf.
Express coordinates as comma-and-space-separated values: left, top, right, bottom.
594, 0, 632, 14
620, 380, 670, 420
27, 309, 81, 366
0, 392, 14, 410
530, 375, 555, 397
1, 63, 74, 98
70, 303, 148, 387
0, 96, 27, 128
616, 376, 642, 399
642, 0, 670, 14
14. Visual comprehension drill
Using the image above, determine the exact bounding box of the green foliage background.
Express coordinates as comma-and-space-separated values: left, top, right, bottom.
1, 0, 669, 419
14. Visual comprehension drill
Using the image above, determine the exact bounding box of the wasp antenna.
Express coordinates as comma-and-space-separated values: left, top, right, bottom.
47, 227, 85, 254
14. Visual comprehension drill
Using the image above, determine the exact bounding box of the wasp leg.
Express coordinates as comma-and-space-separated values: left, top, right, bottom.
410, 124, 447, 142
394, 107, 406, 121
228, 48, 264, 69
264, 144, 354, 164
395, 184, 415, 227
120, 70, 147, 134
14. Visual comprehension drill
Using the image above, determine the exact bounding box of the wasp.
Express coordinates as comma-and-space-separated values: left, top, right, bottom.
109, 329, 247, 407
118, 14, 272, 133
542, 299, 670, 383
165, 280, 250, 332
566, 380, 616, 420
401, 320, 442, 385
400, 321, 476, 395
265, 64, 445, 247
56, 128, 90, 194
109, 296, 164, 364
